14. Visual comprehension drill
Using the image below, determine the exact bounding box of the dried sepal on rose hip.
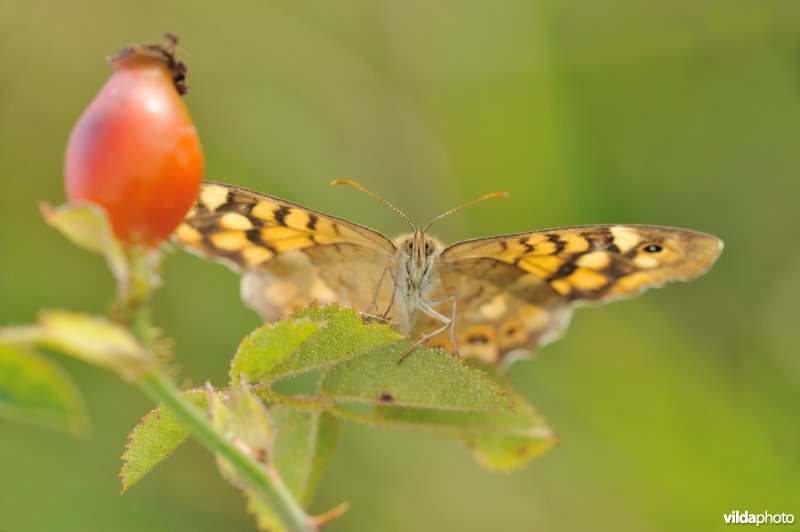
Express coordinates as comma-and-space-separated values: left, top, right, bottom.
64, 35, 204, 246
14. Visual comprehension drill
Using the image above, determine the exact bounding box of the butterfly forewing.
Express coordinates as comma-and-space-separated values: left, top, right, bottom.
175, 182, 397, 320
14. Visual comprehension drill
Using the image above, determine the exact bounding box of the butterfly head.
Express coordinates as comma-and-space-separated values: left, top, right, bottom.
331, 178, 506, 291
395, 231, 443, 290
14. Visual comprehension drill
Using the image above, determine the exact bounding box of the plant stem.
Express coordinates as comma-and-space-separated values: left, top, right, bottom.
138, 369, 314, 532
123, 248, 313, 532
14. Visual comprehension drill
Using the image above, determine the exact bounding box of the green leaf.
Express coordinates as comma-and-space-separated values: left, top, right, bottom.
0, 342, 89, 435
242, 406, 341, 532
367, 374, 557, 472
230, 319, 322, 386
33, 310, 151, 381
268, 303, 400, 382
270, 405, 340, 505
40, 202, 128, 290
208, 384, 313, 532
1, 311, 151, 381
320, 341, 511, 412
121, 303, 544, 506
120, 389, 206, 492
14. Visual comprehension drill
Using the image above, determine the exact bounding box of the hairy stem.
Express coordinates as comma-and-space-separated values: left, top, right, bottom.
137, 369, 314, 532
124, 248, 313, 532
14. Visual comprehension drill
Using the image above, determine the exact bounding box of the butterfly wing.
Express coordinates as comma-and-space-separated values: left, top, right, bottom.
175, 181, 397, 320
418, 225, 722, 364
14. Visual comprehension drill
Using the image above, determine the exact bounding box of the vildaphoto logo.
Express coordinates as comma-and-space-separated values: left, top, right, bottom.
724, 511, 795, 526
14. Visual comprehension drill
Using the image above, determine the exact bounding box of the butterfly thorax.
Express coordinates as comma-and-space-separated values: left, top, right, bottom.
393, 231, 443, 302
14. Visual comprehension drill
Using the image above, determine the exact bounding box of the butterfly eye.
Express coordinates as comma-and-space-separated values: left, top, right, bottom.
404, 240, 413, 253
642, 243, 664, 253
425, 241, 434, 256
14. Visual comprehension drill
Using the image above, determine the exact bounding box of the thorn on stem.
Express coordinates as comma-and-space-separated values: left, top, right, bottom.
311, 501, 350, 529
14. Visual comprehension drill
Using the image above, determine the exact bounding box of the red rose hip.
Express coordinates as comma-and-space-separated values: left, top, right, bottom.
65, 38, 204, 245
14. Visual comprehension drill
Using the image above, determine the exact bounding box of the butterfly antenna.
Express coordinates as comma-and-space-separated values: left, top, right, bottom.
331, 179, 416, 231
423, 191, 508, 232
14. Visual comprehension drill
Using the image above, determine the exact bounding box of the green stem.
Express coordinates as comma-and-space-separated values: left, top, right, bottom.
123, 247, 313, 532
138, 369, 314, 532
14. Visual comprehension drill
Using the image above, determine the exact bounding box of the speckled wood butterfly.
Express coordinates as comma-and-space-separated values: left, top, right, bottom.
175, 181, 722, 365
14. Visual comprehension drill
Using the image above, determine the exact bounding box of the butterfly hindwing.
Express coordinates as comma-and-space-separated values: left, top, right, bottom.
418, 257, 573, 364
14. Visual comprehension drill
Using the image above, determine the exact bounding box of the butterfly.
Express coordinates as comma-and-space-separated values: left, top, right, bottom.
174, 180, 723, 365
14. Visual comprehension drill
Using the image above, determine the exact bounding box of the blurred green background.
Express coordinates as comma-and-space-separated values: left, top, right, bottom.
2, 1, 800, 530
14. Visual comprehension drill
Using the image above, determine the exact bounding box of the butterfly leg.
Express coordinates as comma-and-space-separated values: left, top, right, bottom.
397, 295, 457, 364
448, 300, 458, 357
360, 268, 400, 326
424, 295, 459, 357
365, 266, 390, 315
379, 277, 397, 320
379, 265, 401, 320
357, 311, 394, 326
